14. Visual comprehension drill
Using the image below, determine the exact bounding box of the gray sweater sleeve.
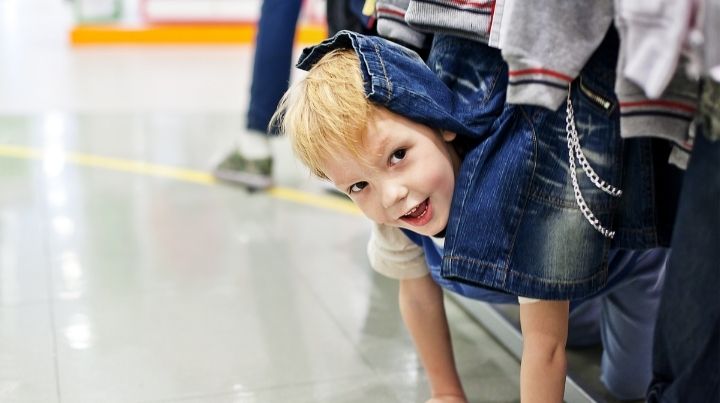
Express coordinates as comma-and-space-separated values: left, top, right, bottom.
500, 0, 614, 110
375, 0, 428, 50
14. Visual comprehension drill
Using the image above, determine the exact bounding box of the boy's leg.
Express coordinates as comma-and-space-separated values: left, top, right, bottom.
599, 248, 668, 400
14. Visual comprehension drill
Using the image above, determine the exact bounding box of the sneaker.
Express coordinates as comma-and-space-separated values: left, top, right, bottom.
213, 151, 273, 190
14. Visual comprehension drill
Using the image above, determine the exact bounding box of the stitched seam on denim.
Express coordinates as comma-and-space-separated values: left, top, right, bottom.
370, 40, 392, 101
462, 57, 505, 108
504, 267, 607, 286
447, 133, 484, 266
444, 257, 502, 271
647, 141, 660, 245
501, 105, 538, 285
626, 139, 658, 244
445, 256, 607, 286
354, 36, 376, 98
529, 102, 553, 121
401, 88, 450, 117
606, 112, 623, 246
527, 191, 614, 212
636, 141, 658, 240
480, 60, 505, 108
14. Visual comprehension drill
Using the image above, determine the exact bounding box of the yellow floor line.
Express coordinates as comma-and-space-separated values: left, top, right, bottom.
0, 144, 360, 216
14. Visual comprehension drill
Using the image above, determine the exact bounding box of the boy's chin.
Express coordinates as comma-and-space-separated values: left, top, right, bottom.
401, 222, 448, 237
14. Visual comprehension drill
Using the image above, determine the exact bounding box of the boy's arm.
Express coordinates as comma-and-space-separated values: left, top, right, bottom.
399, 275, 467, 403
519, 300, 569, 403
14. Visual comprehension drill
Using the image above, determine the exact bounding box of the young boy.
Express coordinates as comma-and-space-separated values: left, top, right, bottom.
274, 31, 668, 402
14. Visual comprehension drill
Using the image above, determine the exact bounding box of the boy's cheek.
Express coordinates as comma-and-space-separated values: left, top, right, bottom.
362, 209, 396, 227
354, 203, 383, 224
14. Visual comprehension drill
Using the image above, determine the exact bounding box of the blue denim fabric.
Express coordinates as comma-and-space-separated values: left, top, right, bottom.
402, 229, 667, 399
247, 0, 302, 135
432, 32, 626, 299
647, 80, 720, 403
296, 30, 675, 299
297, 32, 474, 139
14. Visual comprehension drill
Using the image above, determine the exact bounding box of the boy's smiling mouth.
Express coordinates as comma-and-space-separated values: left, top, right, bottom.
400, 198, 432, 227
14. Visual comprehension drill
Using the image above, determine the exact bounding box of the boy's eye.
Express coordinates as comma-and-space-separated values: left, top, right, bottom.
349, 181, 368, 194
390, 149, 406, 164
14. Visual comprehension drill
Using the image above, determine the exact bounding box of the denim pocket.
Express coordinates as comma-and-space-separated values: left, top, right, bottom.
578, 76, 616, 115
524, 82, 622, 215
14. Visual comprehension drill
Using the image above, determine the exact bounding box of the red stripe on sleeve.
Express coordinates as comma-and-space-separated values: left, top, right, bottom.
508, 68, 573, 82
376, 7, 406, 18
450, 0, 495, 9
620, 100, 696, 113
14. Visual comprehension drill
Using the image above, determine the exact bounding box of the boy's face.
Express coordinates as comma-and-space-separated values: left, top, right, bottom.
321, 107, 460, 237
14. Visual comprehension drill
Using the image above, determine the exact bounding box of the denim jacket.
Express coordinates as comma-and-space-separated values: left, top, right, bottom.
296, 30, 678, 299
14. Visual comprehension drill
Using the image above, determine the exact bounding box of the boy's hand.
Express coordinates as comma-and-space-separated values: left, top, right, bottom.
399, 276, 466, 402
426, 395, 468, 403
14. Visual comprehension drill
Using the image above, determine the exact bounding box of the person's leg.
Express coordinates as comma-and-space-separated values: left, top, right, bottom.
566, 299, 601, 348
598, 248, 668, 400
246, 0, 302, 135
215, 0, 303, 189
647, 79, 720, 402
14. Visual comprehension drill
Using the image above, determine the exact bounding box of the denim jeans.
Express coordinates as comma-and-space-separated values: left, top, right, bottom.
247, 0, 302, 135
433, 29, 681, 299
402, 227, 667, 400
297, 30, 677, 299
647, 79, 720, 403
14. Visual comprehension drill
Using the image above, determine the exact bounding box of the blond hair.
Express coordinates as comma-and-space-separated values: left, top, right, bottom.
272, 49, 373, 179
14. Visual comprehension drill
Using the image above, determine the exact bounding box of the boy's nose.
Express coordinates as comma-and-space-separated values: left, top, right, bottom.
381, 182, 408, 210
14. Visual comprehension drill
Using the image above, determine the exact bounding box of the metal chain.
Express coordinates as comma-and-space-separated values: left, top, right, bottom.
566, 99, 623, 197
565, 89, 622, 239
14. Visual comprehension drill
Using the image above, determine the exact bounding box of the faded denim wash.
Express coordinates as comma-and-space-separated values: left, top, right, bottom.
296, 30, 677, 299
403, 226, 668, 399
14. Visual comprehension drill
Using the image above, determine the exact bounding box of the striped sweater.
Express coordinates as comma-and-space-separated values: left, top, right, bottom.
375, 0, 614, 110
372, 0, 700, 149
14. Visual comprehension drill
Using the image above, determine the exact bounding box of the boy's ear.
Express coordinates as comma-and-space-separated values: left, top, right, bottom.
442, 130, 457, 142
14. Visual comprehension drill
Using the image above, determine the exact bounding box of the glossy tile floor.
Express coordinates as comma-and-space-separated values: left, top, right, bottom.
0, 114, 522, 403
0, 1, 525, 402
